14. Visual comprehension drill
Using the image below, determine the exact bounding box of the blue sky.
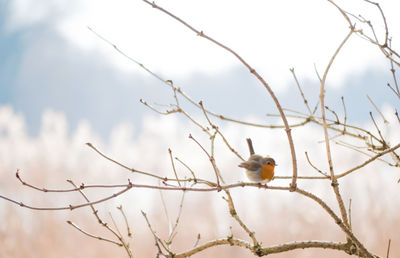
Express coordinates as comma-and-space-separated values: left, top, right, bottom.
0, 0, 399, 139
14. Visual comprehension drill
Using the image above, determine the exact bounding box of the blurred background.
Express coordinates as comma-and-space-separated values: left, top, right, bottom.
1, 0, 399, 257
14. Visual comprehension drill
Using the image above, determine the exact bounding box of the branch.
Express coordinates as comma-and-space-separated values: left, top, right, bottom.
173, 238, 351, 258
142, 0, 298, 191
66, 221, 123, 246
319, 22, 353, 231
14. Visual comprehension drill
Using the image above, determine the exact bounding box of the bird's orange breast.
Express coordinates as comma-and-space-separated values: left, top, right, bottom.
260, 164, 275, 181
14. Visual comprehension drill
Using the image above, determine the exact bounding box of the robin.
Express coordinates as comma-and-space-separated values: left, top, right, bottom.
238, 154, 277, 182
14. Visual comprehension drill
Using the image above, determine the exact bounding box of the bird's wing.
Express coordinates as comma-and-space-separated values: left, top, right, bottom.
238, 160, 261, 171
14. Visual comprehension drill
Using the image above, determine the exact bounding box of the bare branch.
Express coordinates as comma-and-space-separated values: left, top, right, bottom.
386, 239, 391, 258
367, 95, 388, 123
117, 205, 133, 238
337, 143, 400, 178
223, 191, 258, 246
168, 148, 181, 187
66, 221, 123, 247
142, 0, 298, 191
319, 26, 353, 229
290, 67, 313, 115
189, 134, 221, 190
305, 152, 329, 177
369, 112, 388, 148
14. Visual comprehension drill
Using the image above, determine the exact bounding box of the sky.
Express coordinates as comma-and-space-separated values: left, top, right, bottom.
0, 0, 399, 139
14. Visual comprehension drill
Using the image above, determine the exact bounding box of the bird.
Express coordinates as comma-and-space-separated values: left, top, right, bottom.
238, 154, 277, 182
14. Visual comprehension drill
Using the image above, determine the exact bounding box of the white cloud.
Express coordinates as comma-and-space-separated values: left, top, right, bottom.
5, 0, 400, 90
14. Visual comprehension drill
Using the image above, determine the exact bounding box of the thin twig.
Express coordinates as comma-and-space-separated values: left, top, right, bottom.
159, 189, 172, 236
369, 112, 388, 148
295, 188, 373, 258
341, 96, 348, 133
325, 106, 340, 124
193, 234, 201, 248
395, 109, 400, 124
189, 134, 221, 190
168, 148, 181, 187
199, 101, 244, 162
305, 152, 329, 177
174, 157, 197, 182
290, 67, 312, 115
337, 143, 400, 178
117, 205, 133, 238
86, 143, 167, 180
66, 221, 123, 246
67, 180, 133, 257
223, 191, 258, 246
386, 239, 391, 258
367, 95, 388, 123
348, 198, 352, 231
166, 191, 186, 246
141, 210, 170, 255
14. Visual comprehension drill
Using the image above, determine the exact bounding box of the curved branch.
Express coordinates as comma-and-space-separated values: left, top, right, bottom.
173, 238, 350, 258
142, 0, 298, 190
319, 25, 354, 232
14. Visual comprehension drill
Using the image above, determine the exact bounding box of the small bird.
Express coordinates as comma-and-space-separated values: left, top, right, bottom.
238, 154, 277, 182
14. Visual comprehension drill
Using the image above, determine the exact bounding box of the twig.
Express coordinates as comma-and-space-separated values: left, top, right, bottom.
388, 39, 399, 95
325, 106, 340, 124
209, 131, 225, 184
387, 83, 400, 99
189, 134, 221, 190
86, 143, 168, 180
193, 234, 201, 248
305, 152, 329, 177
199, 101, 244, 162
335, 141, 392, 166
109, 212, 123, 240
139, 99, 179, 115
367, 95, 388, 123
168, 148, 181, 186
341, 96, 348, 133
395, 109, 400, 124
294, 187, 373, 258
337, 143, 400, 178
159, 189, 172, 237
290, 67, 313, 115
369, 112, 388, 148
66, 221, 123, 246
67, 180, 133, 257
348, 198, 352, 231
3, 180, 133, 211
166, 191, 186, 246
386, 239, 391, 258
266, 111, 382, 145
117, 205, 133, 238
173, 237, 252, 257
141, 210, 170, 255
223, 191, 258, 247
174, 157, 197, 182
